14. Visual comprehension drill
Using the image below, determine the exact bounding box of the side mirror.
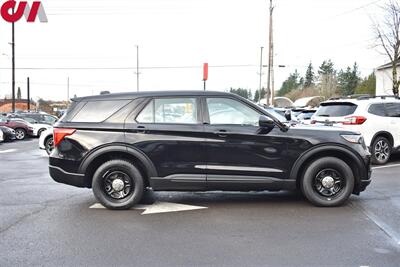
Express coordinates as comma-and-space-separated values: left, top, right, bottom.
259, 115, 275, 130
284, 110, 292, 121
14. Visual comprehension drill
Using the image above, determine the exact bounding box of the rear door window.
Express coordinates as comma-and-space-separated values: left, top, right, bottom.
368, 104, 386, 117
315, 103, 357, 117
70, 100, 130, 123
385, 103, 400, 117
136, 98, 198, 124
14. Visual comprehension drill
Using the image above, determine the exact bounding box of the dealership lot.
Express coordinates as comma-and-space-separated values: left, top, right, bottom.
0, 139, 400, 266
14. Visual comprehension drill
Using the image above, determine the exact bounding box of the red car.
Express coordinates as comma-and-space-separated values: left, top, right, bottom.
0, 117, 33, 140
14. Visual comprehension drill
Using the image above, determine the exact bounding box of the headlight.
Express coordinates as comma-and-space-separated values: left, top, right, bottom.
341, 134, 367, 148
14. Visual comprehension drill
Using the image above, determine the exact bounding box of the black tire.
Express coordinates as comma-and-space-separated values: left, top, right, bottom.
371, 136, 391, 165
92, 160, 144, 210
45, 137, 54, 155
301, 157, 354, 207
15, 128, 26, 140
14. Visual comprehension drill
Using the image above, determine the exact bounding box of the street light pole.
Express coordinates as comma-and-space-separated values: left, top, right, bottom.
258, 47, 264, 103
135, 45, 139, 92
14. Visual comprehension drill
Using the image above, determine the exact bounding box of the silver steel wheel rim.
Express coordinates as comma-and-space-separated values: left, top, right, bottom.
314, 168, 344, 198
15, 130, 24, 140
103, 171, 133, 200
375, 140, 389, 162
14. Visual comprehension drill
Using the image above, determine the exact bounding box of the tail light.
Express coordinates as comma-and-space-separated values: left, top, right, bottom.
53, 128, 76, 147
343, 116, 367, 125
310, 120, 316, 124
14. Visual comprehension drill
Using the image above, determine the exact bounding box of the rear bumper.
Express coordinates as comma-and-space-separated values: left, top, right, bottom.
49, 165, 89, 188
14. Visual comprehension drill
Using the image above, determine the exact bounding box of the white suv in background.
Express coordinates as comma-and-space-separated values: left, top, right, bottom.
312, 96, 400, 165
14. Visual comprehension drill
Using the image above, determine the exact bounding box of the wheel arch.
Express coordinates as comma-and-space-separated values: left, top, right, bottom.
290, 145, 366, 194
370, 131, 394, 148
79, 145, 157, 188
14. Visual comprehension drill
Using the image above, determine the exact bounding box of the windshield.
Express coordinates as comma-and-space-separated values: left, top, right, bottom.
315, 102, 357, 117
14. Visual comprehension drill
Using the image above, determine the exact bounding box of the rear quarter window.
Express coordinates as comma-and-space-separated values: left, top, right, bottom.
368, 103, 386, 117
315, 103, 357, 117
385, 103, 400, 117
69, 100, 130, 123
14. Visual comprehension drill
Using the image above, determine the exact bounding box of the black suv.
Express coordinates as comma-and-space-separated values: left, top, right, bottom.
49, 91, 371, 209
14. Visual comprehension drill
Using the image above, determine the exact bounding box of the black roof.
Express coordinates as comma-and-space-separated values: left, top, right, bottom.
73, 90, 235, 101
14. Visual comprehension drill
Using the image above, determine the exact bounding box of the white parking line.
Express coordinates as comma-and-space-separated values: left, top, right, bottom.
372, 163, 400, 170
0, 149, 16, 154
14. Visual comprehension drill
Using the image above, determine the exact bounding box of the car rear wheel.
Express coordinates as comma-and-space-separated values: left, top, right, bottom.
301, 157, 354, 207
371, 136, 391, 165
45, 137, 54, 155
92, 160, 144, 210
15, 128, 26, 140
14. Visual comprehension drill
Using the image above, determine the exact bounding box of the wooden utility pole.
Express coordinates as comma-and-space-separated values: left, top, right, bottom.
11, 14, 15, 113
266, 0, 274, 107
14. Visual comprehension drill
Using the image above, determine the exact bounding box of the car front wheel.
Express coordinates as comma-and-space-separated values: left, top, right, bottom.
301, 157, 354, 207
15, 128, 26, 140
92, 160, 144, 210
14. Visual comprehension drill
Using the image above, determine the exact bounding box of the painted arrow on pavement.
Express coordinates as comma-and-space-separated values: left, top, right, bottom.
90, 201, 207, 215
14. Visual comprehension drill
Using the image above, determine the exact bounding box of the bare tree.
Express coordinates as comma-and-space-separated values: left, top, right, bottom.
373, 0, 400, 96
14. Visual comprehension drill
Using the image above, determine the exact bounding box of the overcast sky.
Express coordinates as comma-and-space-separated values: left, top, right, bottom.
0, 0, 391, 101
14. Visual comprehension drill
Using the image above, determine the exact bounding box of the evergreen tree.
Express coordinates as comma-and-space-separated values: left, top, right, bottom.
229, 88, 252, 100
17, 87, 21, 99
304, 62, 315, 88
355, 72, 376, 95
254, 90, 260, 102
337, 62, 360, 96
318, 59, 335, 75
278, 70, 302, 96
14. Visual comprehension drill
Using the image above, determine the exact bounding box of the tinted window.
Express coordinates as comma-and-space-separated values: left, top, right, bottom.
385, 103, 400, 117
207, 98, 260, 125
315, 103, 357, 117
71, 100, 130, 123
137, 98, 198, 124
43, 115, 57, 124
368, 104, 386, 116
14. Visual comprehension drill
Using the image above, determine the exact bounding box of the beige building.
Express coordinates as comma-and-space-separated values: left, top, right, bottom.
376, 61, 400, 95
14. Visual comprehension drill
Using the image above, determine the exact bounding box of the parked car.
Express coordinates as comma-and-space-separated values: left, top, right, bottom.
11, 117, 52, 137
39, 128, 54, 155
49, 91, 371, 210
0, 128, 3, 143
297, 109, 317, 125
0, 126, 16, 142
0, 117, 33, 140
13, 112, 58, 126
311, 95, 400, 165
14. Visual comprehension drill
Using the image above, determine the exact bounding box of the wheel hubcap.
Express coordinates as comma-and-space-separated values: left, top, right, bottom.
321, 176, 335, 189
375, 140, 389, 162
112, 179, 125, 191
314, 169, 344, 198
103, 171, 133, 200
16, 130, 24, 139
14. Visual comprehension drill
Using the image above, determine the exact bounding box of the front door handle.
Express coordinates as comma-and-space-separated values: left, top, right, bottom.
214, 129, 230, 137
136, 126, 147, 134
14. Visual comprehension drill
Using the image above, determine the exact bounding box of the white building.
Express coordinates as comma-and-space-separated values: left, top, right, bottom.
376, 61, 400, 95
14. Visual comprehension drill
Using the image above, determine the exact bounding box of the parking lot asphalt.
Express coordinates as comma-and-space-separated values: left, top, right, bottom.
0, 139, 400, 267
